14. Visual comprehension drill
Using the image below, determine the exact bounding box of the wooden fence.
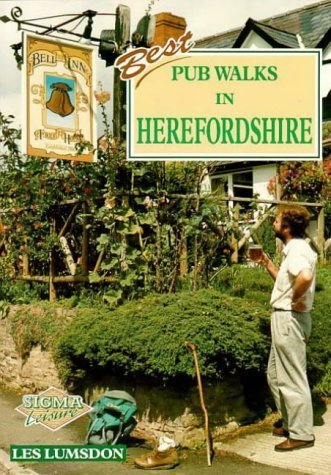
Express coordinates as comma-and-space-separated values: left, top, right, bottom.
0, 194, 327, 301
219, 196, 326, 264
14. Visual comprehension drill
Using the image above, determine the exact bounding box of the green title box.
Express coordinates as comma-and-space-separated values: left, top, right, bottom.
10, 445, 126, 462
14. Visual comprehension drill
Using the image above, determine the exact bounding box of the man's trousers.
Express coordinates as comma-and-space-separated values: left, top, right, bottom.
267, 310, 314, 441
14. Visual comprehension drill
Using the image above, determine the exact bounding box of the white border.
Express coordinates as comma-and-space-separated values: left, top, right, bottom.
127, 48, 322, 161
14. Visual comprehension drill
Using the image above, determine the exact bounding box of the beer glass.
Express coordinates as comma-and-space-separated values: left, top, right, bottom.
248, 244, 263, 262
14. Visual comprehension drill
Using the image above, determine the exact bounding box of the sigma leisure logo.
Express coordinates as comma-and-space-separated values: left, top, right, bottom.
10, 445, 126, 462
15, 387, 92, 430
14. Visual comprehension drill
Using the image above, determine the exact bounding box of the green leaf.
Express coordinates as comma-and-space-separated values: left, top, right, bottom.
88, 272, 103, 283
103, 289, 122, 307
138, 214, 156, 225
115, 209, 136, 222
120, 273, 137, 287
101, 258, 118, 270
126, 223, 142, 235
97, 234, 109, 246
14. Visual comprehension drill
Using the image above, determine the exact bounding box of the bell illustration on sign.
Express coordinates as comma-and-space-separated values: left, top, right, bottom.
46, 82, 75, 117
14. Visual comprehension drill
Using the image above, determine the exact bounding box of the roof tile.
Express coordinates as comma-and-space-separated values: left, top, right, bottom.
196, 0, 331, 48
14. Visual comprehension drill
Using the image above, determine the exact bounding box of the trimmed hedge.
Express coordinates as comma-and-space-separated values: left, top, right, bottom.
53, 290, 270, 385
212, 265, 331, 394
7, 266, 331, 395
307, 270, 331, 393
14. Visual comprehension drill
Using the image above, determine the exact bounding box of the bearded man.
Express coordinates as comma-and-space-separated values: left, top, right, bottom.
253, 205, 317, 451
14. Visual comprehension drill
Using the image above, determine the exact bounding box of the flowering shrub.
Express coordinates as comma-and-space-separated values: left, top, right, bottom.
273, 159, 331, 238
279, 161, 330, 202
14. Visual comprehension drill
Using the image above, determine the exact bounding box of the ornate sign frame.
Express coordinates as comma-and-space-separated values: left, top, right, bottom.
22, 33, 96, 162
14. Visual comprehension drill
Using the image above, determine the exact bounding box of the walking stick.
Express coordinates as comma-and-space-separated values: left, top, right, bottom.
185, 342, 213, 466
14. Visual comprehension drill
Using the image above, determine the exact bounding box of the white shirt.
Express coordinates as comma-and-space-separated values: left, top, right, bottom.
270, 239, 317, 312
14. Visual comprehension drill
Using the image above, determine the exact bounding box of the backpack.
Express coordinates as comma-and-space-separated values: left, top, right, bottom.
86, 390, 138, 445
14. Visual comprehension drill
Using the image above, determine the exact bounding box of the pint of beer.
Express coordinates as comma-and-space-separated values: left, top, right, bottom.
248, 244, 263, 262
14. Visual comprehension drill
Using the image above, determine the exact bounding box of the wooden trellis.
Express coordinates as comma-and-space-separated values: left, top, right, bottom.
0, 199, 116, 302
0, 194, 326, 302
219, 196, 326, 264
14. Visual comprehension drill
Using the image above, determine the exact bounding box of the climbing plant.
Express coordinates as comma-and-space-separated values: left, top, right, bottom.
0, 99, 253, 304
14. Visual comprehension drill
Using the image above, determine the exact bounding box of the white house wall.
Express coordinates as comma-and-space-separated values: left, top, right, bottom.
201, 167, 211, 193
253, 164, 277, 200
323, 42, 331, 60
240, 31, 272, 49
322, 44, 331, 98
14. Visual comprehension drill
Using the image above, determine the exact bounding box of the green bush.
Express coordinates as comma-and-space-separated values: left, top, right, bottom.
211, 266, 273, 308
212, 265, 331, 394
313, 361, 331, 396
307, 266, 331, 391
7, 266, 331, 396
254, 219, 277, 259
0, 278, 48, 304
54, 289, 270, 385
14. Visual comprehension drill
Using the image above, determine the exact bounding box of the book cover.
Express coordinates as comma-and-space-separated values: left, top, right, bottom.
0, 1, 330, 473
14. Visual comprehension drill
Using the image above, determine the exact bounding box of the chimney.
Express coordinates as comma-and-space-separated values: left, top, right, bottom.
152, 12, 187, 46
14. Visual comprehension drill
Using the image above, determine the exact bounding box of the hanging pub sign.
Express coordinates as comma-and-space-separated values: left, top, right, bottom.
22, 33, 96, 162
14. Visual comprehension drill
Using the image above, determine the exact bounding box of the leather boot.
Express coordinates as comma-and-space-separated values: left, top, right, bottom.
134, 447, 179, 470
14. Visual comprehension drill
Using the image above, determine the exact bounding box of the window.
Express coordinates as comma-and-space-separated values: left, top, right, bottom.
210, 170, 253, 198
232, 171, 253, 198
209, 169, 254, 217
210, 176, 228, 193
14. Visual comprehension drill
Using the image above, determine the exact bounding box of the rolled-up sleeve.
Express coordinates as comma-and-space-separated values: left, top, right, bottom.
287, 249, 313, 277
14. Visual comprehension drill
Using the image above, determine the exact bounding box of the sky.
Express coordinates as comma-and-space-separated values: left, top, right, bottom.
0, 0, 321, 132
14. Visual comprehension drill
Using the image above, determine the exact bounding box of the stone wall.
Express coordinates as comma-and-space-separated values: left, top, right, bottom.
81, 374, 262, 447
0, 307, 62, 392
0, 305, 266, 447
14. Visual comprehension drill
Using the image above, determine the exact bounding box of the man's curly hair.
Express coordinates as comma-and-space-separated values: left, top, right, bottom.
277, 205, 311, 238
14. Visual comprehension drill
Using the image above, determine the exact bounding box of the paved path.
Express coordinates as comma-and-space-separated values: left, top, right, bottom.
220, 403, 331, 475
0, 449, 39, 474
0, 388, 329, 474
